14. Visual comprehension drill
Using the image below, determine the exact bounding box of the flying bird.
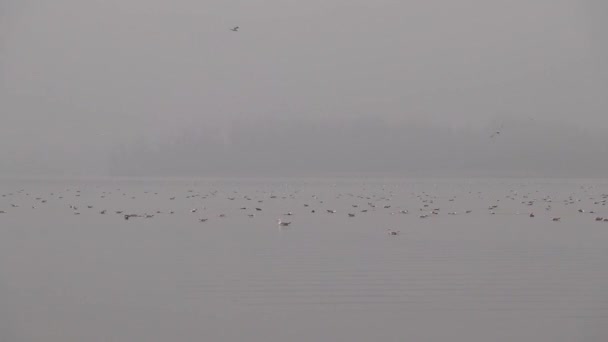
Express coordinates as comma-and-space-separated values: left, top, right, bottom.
230, 26, 239, 32
490, 123, 504, 139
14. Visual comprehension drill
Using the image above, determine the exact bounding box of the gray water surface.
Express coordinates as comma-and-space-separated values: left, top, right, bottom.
2, 178, 608, 341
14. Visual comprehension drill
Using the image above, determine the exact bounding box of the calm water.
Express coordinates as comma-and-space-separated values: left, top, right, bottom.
1, 178, 608, 341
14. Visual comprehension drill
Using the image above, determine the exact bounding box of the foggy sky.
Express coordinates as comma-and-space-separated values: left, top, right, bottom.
1, 0, 607, 177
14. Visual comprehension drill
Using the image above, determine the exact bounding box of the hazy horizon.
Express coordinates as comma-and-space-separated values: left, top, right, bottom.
2, 0, 607, 177
0, 116, 606, 178
5, 4, 608, 340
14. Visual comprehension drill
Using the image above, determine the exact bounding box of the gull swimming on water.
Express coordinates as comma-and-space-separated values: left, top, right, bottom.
277, 219, 291, 226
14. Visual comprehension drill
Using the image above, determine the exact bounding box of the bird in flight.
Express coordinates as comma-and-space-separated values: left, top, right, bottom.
490, 123, 504, 139
230, 26, 239, 32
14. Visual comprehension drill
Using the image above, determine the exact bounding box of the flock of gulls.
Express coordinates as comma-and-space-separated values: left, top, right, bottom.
2, 183, 608, 235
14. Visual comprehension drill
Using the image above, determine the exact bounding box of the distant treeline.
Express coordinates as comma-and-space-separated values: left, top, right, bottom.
108, 117, 608, 178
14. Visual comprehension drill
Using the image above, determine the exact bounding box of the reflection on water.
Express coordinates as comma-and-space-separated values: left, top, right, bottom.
1, 178, 607, 341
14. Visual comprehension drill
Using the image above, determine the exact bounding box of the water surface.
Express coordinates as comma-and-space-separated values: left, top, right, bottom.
1, 178, 607, 341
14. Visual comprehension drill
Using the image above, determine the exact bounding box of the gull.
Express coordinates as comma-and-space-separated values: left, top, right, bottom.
552, 217, 561, 222
277, 219, 291, 226
348, 213, 355, 217
490, 123, 504, 138
327, 209, 336, 214
199, 218, 208, 222
387, 229, 400, 236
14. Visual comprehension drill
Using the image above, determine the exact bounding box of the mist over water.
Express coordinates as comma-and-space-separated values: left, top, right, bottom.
2, 1, 608, 341
106, 117, 608, 178
2, 117, 608, 178
1, 0, 608, 178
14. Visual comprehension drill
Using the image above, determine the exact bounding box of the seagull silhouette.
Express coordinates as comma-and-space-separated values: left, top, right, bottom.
490, 123, 504, 139
230, 26, 239, 32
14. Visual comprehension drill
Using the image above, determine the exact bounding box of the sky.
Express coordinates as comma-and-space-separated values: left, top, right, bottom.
1, 0, 607, 177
